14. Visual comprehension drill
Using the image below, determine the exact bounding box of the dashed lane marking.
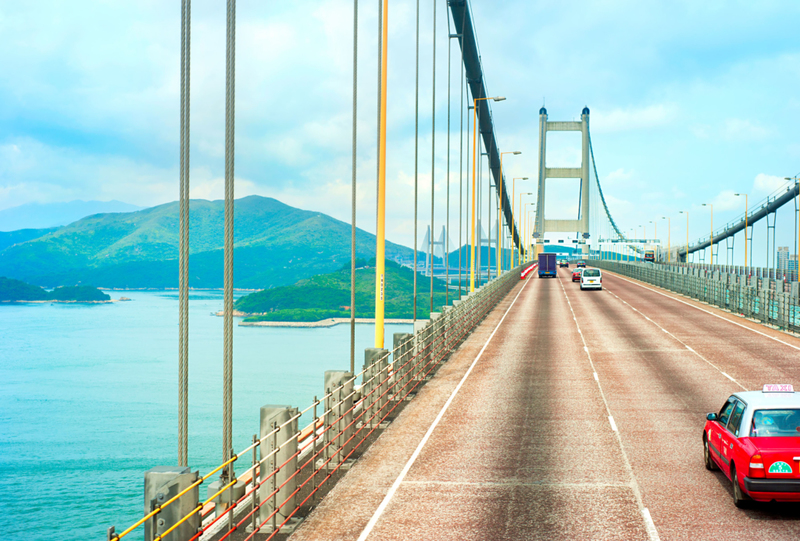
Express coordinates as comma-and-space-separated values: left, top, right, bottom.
604, 286, 747, 391
557, 275, 660, 541
609, 273, 800, 352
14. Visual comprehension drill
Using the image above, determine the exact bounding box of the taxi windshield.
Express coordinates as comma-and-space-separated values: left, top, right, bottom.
750, 409, 800, 437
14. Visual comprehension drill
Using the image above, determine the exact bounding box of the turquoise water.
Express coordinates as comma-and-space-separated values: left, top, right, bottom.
0, 291, 410, 540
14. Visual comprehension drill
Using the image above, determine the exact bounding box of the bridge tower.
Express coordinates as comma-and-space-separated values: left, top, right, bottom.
533, 107, 591, 257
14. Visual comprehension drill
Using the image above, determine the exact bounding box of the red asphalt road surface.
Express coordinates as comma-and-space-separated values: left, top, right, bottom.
290, 267, 800, 541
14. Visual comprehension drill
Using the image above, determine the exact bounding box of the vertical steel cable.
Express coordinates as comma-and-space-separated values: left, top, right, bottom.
458, 35, 464, 298
222, 0, 236, 467
429, 0, 436, 315
413, 0, 419, 321
445, 3, 450, 307
350, 0, 358, 375
178, 0, 191, 468
376, 0, 382, 229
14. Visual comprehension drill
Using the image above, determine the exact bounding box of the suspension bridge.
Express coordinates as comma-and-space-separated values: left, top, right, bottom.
101, 1, 800, 540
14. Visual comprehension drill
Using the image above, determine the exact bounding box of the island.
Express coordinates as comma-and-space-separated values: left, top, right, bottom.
0, 277, 111, 302
234, 259, 449, 324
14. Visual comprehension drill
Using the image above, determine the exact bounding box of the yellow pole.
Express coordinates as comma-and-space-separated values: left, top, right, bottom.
745, 194, 748, 273
498, 154, 504, 276
374, 0, 388, 348
470, 100, 477, 292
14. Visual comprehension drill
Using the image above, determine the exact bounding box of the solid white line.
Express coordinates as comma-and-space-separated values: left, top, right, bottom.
610, 272, 800, 352
642, 508, 660, 541
722, 372, 735, 382
356, 277, 531, 541
609, 416, 618, 432
593, 372, 599, 381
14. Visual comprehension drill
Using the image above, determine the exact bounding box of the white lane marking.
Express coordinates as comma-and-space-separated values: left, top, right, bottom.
604, 286, 747, 391
593, 372, 599, 381
609, 273, 800, 352
609, 416, 618, 432
557, 275, 660, 541
357, 275, 532, 541
642, 509, 659, 540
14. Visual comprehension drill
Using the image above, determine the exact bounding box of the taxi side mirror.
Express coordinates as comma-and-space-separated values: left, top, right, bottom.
706, 413, 717, 421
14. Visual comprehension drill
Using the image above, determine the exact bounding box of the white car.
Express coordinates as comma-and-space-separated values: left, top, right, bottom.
580, 268, 602, 290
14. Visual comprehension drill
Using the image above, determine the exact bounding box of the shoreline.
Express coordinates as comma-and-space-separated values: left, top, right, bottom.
0, 299, 116, 304
239, 317, 415, 328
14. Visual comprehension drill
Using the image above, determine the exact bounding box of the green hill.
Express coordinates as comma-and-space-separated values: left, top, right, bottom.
0, 196, 413, 289
0, 277, 110, 302
235, 259, 449, 321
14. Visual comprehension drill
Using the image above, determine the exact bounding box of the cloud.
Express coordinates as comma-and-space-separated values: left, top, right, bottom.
722, 119, 769, 141
753, 173, 789, 194
711, 189, 744, 212
591, 104, 678, 133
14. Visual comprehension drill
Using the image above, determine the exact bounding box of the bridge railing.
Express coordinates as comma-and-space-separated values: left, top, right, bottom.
593, 260, 800, 334
108, 266, 524, 541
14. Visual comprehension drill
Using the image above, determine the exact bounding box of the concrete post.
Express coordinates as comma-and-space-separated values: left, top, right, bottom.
393, 333, 413, 399
258, 405, 299, 530
324, 371, 354, 464
144, 467, 199, 541
413, 320, 429, 387
363, 348, 388, 426
429, 312, 442, 370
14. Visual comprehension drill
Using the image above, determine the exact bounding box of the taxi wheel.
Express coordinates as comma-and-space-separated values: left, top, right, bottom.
703, 438, 717, 471
732, 467, 749, 509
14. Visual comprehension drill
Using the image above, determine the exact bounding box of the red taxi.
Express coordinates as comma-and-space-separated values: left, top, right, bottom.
703, 384, 800, 507
571, 268, 582, 282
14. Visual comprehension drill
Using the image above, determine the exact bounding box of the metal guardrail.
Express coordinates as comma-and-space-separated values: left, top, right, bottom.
108, 266, 523, 541
593, 260, 800, 334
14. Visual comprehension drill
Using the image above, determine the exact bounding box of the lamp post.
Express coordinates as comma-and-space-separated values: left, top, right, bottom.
498, 151, 521, 275
470, 96, 505, 292
512, 177, 529, 267
679, 211, 689, 264
702, 203, 713, 266
734, 193, 748, 274
524, 203, 534, 262
661, 216, 671, 263
518, 192, 532, 266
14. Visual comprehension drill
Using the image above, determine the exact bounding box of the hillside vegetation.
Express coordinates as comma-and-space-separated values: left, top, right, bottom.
235, 259, 450, 321
0, 277, 110, 302
0, 196, 413, 289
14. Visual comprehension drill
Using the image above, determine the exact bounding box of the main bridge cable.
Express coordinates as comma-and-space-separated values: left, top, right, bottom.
448, 0, 519, 254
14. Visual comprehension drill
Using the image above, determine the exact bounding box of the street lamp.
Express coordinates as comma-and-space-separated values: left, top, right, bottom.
734, 193, 748, 274
499, 151, 521, 275
661, 216, 671, 263
470, 96, 506, 292
512, 177, 529, 267
701, 203, 713, 266
679, 211, 689, 264
518, 191, 532, 265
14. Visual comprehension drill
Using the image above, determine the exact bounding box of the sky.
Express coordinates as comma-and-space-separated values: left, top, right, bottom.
1, 0, 799, 266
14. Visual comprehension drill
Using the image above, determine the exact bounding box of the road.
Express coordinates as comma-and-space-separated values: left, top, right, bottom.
290, 266, 800, 541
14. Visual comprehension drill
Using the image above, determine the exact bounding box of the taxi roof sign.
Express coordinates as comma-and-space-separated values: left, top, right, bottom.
763, 384, 794, 393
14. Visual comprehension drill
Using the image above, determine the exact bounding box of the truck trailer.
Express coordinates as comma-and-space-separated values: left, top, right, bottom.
538, 253, 557, 278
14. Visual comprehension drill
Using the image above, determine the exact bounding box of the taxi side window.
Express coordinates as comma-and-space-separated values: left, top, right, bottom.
718, 398, 735, 425
727, 401, 746, 436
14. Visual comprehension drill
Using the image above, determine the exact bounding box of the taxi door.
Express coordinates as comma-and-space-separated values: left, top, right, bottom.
710, 398, 736, 473
723, 400, 747, 476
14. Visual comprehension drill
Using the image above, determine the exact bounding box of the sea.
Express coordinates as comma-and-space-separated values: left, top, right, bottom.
0, 290, 411, 541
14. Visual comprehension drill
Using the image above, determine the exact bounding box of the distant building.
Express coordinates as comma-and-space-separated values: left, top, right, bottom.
777, 247, 798, 272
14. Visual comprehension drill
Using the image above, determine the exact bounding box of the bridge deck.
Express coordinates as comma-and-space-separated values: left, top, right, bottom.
291, 267, 800, 541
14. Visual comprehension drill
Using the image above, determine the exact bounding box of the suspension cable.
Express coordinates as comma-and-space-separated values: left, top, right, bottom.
350, 0, 358, 374
413, 0, 419, 321
429, 0, 436, 315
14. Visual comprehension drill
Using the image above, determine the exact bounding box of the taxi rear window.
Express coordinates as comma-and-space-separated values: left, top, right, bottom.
583, 269, 600, 277
750, 409, 800, 437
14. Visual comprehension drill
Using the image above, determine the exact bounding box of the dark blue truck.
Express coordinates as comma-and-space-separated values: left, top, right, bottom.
538, 253, 557, 278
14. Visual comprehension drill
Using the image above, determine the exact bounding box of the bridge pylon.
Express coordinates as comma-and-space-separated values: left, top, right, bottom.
533, 107, 591, 257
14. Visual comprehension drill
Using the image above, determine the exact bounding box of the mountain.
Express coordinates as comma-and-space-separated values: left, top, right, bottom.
0, 196, 413, 289
0, 228, 59, 252
235, 258, 448, 322
0, 200, 142, 231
